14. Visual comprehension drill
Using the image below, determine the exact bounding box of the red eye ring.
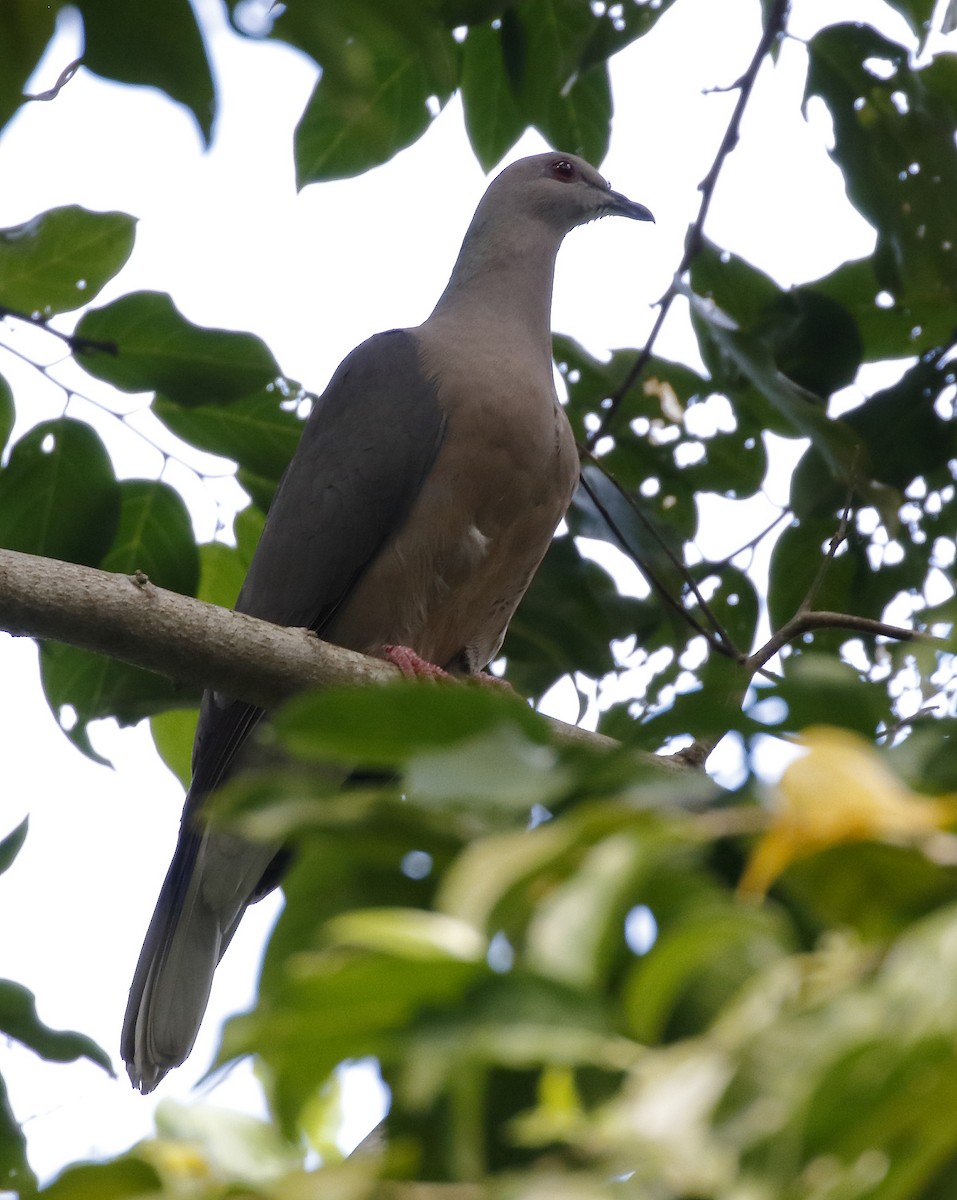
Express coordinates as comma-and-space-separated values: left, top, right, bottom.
550, 159, 577, 181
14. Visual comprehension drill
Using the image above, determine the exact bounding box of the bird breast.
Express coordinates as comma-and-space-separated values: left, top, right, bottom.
325, 328, 579, 672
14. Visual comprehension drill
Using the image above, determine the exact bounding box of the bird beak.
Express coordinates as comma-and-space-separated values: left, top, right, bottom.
605, 190, 655, 223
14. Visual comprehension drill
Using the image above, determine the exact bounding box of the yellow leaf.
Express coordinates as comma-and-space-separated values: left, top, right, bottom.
740, 726, 957, 898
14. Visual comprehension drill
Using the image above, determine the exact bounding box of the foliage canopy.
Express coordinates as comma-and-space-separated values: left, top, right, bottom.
1, 0, 956, 1195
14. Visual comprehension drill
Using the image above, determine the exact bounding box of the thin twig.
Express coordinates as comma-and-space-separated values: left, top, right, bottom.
577, 469, 737, 659
796, 482, 856, 614
578, 446, 740, 656
24, 57, 82, 103
745, 610, 938, 675
0, 304, 116, 356
590, 0, 791, 445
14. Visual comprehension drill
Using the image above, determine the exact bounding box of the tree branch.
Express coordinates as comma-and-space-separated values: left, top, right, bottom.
745, 609, 941, 675
0, 547, 628, 756
590, 0, 791, 445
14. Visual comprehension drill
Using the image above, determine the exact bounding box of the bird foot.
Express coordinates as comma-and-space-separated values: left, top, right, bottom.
470, 670, 516, 693
382, 645, 450, 680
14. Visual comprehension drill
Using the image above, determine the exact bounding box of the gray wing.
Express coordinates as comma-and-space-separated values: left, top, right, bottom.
122, 328, 446, 1090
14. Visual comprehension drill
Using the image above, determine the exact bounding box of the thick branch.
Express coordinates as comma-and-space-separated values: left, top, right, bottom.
0, 548, 620, 754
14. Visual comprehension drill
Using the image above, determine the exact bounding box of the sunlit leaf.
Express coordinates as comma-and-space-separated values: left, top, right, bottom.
0, 206, 135, 316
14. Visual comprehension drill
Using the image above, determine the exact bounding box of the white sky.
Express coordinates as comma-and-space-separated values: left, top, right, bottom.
0, 0, 933, 1186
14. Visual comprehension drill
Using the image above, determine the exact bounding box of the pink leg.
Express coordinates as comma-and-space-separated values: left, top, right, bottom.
381, 644, 450, 680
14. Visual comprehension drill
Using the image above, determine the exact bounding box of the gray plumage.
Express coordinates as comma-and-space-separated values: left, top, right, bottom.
122, 151, 653, 1092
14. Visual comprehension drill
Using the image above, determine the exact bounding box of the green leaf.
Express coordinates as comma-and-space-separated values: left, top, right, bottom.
295, 40, 453, 185
149, 707, 196, 790
100, 479, 199, 596
0, 818, 28, 878
40, 640, 197, 763
0, 0, 57, 137
812, 255, 954, 360
690, 292, 862, 479
219, 952, 482, 1134
274, 681, 548, 769
0, 980, 112, 1072
0, 1072, 35, 1198
0, 371, 14, 453
882, 0, 936, 43
806, 24, 957, 309
75, 291, 281, 404
504, 535, 659, 698
0, 206, 135, 316
0, 418, 119, 565
461, 23, 525, 170
77, 0, 215, 143
38, 1157, 162, 1200
152, 385, 302, 486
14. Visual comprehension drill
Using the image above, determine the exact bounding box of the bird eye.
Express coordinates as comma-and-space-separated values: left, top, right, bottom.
550, 159, 577, 182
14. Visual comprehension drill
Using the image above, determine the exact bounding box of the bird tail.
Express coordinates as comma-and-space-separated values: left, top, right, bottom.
121, 823, 276, 1094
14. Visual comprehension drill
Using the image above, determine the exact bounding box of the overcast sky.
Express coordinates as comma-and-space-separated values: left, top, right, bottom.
0, 0, 930, 1185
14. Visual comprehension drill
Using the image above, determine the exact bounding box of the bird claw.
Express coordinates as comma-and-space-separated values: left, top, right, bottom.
381, 644, 450, 680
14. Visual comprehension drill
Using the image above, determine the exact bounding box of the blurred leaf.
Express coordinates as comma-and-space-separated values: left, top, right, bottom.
0, 372, 13, 452
273, 681, 548, 769
0, 817, 27, 877
39, 1157, 161, 1199
75, 291, 281, 404
0, 0, 57, 137
811, 255, 953, 360
78, 0, 215, 143
0, 1072, 35, 1198
324, 907, 486, 962
0, 418, 119, 564
806, 24, 957, 308
525, 832, 648, 989
750, 653, 894, 738
152, 385, 302, 485
0, 206, 135, 316
100, 479, 199, 596
624, 901, 790, 1044
220, 952, 483, 1134
152, 1100, 303, 1185
882, 0, 936, 42
0, 980, 112, 1072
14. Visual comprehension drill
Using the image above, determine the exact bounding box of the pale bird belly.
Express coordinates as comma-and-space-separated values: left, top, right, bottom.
327, 406, 578, 671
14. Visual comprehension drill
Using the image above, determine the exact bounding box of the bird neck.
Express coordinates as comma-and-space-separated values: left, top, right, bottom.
426, 212, 562, 370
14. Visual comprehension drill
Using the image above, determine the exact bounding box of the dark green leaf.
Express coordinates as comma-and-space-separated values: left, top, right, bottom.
0, 818, 27, 878
152, 385, 302, 486
690, 293, 863, 478
0, 418, 119, 564
40, 640, 198, 763
0, 206, 135, 316
504, 535, 659, 697
806, 24, 957, 309
535, 61, 611, 167
750, 652, 892, 738
294, 28, 456, 186
0, 980, 112, 1072
75, 292, 281, 404
882, 0, 936, 43
461, 23, 525, 170
0, 0, 57, 137
78, 0, 215, 143
0, 1072, 35, 1198
812, 256, 954, 360
0, 372, 13, 452
100, 479, 199, 596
